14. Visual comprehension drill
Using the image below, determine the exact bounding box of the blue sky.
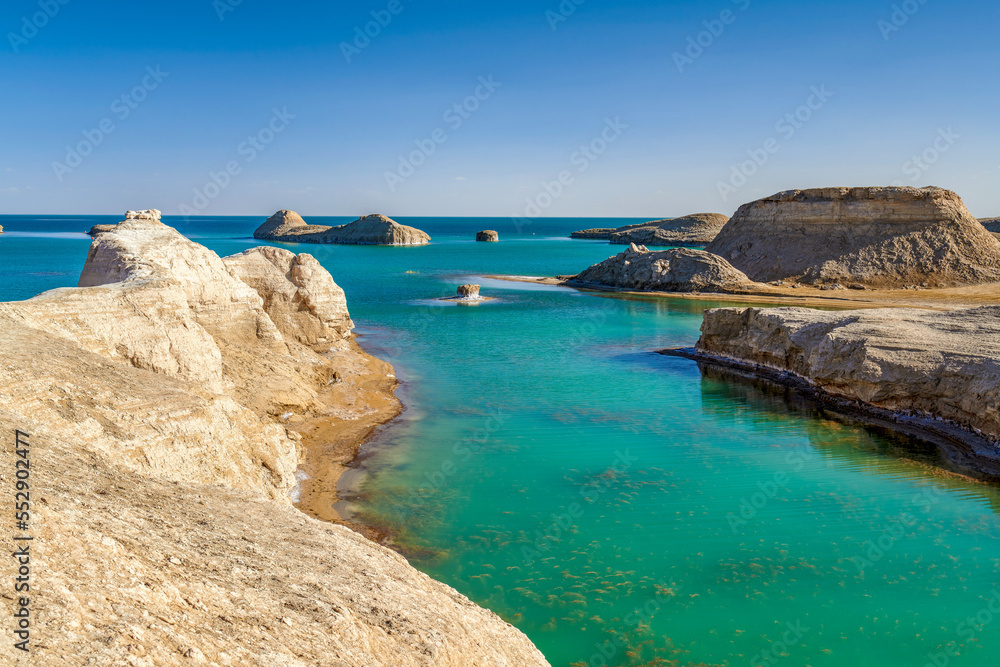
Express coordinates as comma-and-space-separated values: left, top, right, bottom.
1, 0, 997, 217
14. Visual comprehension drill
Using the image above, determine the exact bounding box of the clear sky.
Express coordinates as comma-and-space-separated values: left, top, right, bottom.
1, 0, 997, 218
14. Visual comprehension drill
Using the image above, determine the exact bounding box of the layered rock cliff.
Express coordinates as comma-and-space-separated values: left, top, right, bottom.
0, 217, 548, 665
572, 243, 759, 293
694, 305, 1000, 448
706, 187, 1000, 288
254, 210, 431, 246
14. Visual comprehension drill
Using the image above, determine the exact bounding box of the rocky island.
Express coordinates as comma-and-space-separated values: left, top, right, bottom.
572, 243, 759, 293
254, 210, 431, 246
571, 213, 729, 246
0, 213, 547, 665
476, 230, 499, 242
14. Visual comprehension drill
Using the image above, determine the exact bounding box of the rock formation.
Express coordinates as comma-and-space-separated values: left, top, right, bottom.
980, 217, 1000, 231
254, 210, 431, 246
706, 187, 1000, 288
457, 283, 481, 299
476, 230, 499, 242
87, 223, 117, 236
693, 305, 1000, 451
570, 227, 616, 239
571, 214, 729, 246
609, 213, 730, 246
572, 243, 759, 293
126, 208, 162, 221
0, 224, 4, 233
0, 216, 548, 665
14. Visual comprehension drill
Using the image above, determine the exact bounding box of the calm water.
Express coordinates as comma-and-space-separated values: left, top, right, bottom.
3, 215, 1000, 667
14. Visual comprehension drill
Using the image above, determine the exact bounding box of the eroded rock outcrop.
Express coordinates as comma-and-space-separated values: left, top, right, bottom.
706, 187, 1000, 288
254, 210, 431, 246
0, 217, 549, 666
609, 213, 729, 246
695, 305, 1000, 444
572, 243, 759, 293
571, 214, 729, 245
457, 283, 481, 299
477, 230, 499, 242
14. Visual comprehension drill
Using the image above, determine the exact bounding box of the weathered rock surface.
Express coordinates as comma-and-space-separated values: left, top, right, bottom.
980, 217, 1000, 233
696, 305, 1000, 443
706, 187, 1000, 288
572, 243, 759, 293
569, 227, 616, 239
126, 208, 162, 221
87, 223, 117, 236
570, 214, 729, 245
476, 230, 499, 242
254, 210, 431, 246
609, 213, 730, 246
457, 283, 481, 299
224, 246, 354, 345
0, 218, 549, 666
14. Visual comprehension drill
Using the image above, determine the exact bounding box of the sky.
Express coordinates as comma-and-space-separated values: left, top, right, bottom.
1, 0, 998, 218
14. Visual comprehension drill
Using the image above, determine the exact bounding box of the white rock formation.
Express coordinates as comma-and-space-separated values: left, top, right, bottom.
254, 210, 431, 246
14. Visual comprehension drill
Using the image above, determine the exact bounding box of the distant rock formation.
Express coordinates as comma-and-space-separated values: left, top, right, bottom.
570, 227, 616, 240
254, 210, 431, 246
572, 243, 759, 293
571, 214, 728, 245
980, 217, 1000, 239
0, 216, 549, 665
0, 224, 4, 234
706, 187, 1000, 288
693, 305, 1000, 455
87, 224, 117, 236
609, 213, 730, 246
126, 209, 161, 221
457, 284, 481, 299
476, 230, 499, 242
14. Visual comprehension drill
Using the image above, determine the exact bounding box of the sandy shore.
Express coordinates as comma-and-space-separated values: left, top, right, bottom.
484, 274, 1000, 310
289, 336, 402, 541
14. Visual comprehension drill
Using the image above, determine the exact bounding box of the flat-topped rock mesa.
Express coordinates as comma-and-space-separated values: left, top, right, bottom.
570, 227, 617, 239
254, 210, 431, 246
609, 213, 730, 246
572, 242, 759, 293
693, 305, 1000, 461
706, 186, 1000, 288
0, 216, 548, 665
476, 229, 499, 242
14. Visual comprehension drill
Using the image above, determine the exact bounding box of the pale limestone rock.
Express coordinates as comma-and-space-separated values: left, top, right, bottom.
0, 220, 550, 666
476, 230, 499, 242
125, 208, 161, 220
457, 283, 481, 299
573, 243, 759, 293
706, 186, 1000, 288
696, 305, 1000, 442
224, 246, 354, 345
255, 210, 431, 246
608, 213, 729, 246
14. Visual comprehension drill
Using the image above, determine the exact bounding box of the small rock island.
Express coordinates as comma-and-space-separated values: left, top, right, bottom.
254, 210, 431, 246
476, 230, 499, 242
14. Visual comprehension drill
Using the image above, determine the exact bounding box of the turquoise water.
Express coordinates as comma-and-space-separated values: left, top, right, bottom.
3, 216, 1000, 667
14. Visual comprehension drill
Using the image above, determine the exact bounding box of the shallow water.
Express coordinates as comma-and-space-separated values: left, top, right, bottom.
3, 215, 999, 667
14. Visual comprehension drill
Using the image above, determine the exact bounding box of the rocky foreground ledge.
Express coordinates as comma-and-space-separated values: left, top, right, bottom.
670, 306, 1000, 475
0, 215, 547, 665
